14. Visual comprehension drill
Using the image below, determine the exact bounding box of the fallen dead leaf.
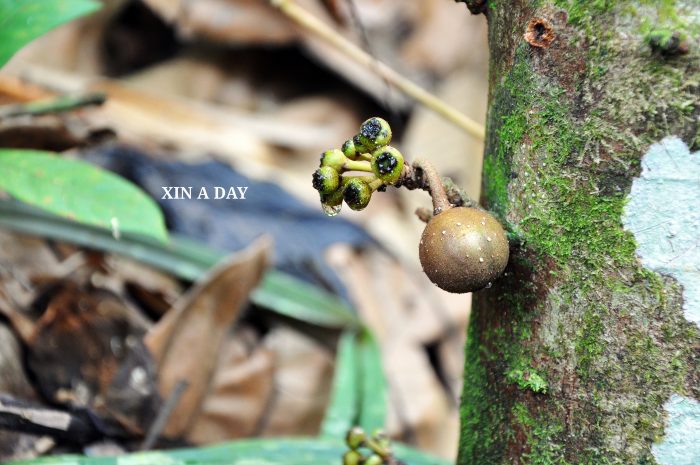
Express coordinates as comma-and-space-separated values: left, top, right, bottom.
145, 236, 272, 439
187, 326, 275, 443
258, 326, 334, 436
0, 323, 52, 462
2, 279, 160, 435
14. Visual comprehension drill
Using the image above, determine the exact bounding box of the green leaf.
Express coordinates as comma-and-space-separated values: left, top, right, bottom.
0, 0, 100, 68
0, 200, 358, 329
0, 150, 168, 243
254, 271, 359, 328
7, 438, 451, 465
358, 329, 387, 432
321, 331, 360, 437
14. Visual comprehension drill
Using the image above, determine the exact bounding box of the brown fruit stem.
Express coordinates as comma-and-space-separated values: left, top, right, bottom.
397, 159, 479, 220
400, 159, 451, 215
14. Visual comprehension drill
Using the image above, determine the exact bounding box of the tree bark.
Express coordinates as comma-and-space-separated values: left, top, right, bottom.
456, 1, 700, 464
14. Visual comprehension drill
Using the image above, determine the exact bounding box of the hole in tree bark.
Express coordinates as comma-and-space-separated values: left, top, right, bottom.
524, 17, 555, 48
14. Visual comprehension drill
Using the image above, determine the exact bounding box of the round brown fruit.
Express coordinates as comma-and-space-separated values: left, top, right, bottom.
419, 207, 509, 293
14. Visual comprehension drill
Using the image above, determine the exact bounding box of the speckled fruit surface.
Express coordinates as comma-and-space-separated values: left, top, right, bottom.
419, 207, 509, 293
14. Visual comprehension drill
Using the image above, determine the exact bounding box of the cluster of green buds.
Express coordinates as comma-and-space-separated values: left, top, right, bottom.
343, 427, 394, 465
312, 117, 404, 215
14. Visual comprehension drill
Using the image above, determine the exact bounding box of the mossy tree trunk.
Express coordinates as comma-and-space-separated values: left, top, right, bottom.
456, 1, 700, 464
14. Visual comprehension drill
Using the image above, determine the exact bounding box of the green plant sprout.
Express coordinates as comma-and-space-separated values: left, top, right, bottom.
312, 117, 510, 293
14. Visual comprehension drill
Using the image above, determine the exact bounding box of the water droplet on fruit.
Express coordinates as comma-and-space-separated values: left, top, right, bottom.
322, 203, 341, 217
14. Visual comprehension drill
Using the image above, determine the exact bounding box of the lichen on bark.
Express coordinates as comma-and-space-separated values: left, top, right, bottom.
456, 0, 700, 464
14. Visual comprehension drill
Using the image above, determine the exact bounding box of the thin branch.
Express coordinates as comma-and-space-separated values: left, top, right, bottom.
0, 395, 101, 443
0, 93, 106, 119
269, 0, 486, 141
139, 380, 188, 451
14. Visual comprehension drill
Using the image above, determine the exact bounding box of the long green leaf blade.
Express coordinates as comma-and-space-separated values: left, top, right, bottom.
321, 331, 360, 437
254, 271, 359, 328
0, 200, 358, 329
7, 438, 451, 465
358, 330, 387, 432
0, 0, 100, 68
0, 150, 168, 243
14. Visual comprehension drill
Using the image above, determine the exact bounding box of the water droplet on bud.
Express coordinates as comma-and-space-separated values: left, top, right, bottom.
322, 203, 342, 217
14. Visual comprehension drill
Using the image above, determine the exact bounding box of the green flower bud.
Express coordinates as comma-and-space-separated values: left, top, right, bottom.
342, 139, 357, 159
343, 177, 373, 211
352, 134, 368, 154
320, 176, 349, 207
320, 149, 347, 171
370, 146, 404, 184
343, 451, 363, 465
371, 429, 391, 452
346, 426, 366, 450
359, 117, 392, 150
312, 166, 340, 194
364, 455, 383, 465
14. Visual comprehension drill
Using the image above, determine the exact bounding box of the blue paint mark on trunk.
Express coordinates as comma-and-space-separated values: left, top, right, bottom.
623, 136, 700, 465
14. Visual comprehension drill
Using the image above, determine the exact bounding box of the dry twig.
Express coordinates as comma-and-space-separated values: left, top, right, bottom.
269, 0, 486, 140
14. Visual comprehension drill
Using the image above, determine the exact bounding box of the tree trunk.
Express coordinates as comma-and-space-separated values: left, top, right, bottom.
456, 1, 700, 464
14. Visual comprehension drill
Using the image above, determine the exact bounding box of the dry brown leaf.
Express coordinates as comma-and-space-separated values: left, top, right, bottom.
292, 0, 412, 109
1, 280, 160, 435
0, 77, 109, 153
399, 0, 487, 75
91, 79, 271, 162
123, 56, 228, 103
138, 0, 417, 107
0, 116, 101, 152
187, 327, 274, 443
0, 231, 64, 308
0, 324, 52, 461
101, 255, 183, 319
145, 236, 272, 439
0, 75, 53, 103
0, 324, 51, 461
2, 63, 272, 162
258, 327, 334, 436
0, 324, 36, 397
384, 339, 457, 459
167, 0, 297, 45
